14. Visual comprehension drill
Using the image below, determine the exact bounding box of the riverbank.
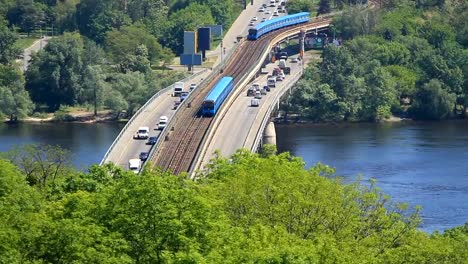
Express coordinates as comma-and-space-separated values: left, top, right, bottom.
4, 110, 124, 124
274, 114, 414, 125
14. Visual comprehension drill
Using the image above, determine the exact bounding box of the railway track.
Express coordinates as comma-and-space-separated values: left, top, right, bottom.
150, 20, 330, 174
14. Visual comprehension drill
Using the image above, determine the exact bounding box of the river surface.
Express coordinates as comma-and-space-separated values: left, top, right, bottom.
1, 121, 467, 233
0, 122, 125, 170
276, 120, 468, 233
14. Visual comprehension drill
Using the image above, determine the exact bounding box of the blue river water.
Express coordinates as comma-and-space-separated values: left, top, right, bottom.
0, 120, 467, 233
276, 120, 468, 233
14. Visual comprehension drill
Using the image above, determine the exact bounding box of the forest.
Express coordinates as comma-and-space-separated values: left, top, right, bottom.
0, 144, 467, 263
0, 0, 242, 120
284, 0, 468, 121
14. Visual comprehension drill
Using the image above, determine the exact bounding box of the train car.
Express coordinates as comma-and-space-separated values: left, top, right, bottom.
202, 76, 235, 116
247, 12, 310, 40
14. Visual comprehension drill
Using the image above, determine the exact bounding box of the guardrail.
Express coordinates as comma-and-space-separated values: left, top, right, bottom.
248, 68, 303, 152
146, 41, 243, 168
100, 69, 208, 165
191, 21, 332, 176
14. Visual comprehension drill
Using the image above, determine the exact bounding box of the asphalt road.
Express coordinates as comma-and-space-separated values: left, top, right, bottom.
200, 53, 311, 168
105, 0, 289, 170
104, 71, 210, 169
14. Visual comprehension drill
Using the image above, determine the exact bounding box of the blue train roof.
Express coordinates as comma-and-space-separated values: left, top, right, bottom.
205, 76, 234, 102
254, 12, 310, 31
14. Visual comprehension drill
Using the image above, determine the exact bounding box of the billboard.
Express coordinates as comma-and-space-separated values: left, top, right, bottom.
197, 27, 211, 51
206, 25, 223, 37
180, 54, 202, 66
183, 31, 197, 54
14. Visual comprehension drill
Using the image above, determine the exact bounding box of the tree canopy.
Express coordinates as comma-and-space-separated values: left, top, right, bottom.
0, 145, 466, 262
286, 0, 468, 121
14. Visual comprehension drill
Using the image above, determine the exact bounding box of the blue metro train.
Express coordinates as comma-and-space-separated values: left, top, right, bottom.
247, 12, 310, 40
201, 76, 235, 116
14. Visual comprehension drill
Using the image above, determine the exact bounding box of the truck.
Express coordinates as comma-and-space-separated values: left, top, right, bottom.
128, 159, 141, 174
173, 82, 184, 97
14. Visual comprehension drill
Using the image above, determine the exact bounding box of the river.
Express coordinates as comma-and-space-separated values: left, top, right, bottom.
0, 122, 125, 170
276, 120, 468, 233
0, 120, 467, 233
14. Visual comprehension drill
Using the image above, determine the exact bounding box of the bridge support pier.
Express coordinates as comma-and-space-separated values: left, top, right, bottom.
262, 121, 277, 146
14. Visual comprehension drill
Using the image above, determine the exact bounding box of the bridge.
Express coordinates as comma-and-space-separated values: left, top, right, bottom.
101, 4, 331, 175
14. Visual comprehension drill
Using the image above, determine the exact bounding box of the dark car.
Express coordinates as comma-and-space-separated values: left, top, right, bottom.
147, 136, 157, 145
263, 85, 271, 92
139, 152, 149, 161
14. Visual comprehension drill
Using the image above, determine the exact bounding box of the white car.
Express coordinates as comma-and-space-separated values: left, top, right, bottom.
248, 21, 255, 26
158, 116, 168, 130
258, 7, 265, 12
273, 11, 279, 16
291, 57, 299, 63
189, 83, 197, 91
134, 127, 149, 139
252, 16, 258, 21
265, 10, 271, 14
251, 98, 260, 107
261, 17, 267, 22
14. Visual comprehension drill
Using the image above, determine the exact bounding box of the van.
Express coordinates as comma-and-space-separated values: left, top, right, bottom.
134, 126, 149, 139
278, 59, 287, 69
267, 77, 276, 87
173, 82, 184, 97
158, 116, 168, 130
129, 159, 141, 174
251, 98, 260, 107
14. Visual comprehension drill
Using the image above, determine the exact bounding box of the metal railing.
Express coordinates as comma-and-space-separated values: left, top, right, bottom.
249, 68, 303, 152
147, 41, 243, 167
100, 69, 207, 165
191, 22, 332, 175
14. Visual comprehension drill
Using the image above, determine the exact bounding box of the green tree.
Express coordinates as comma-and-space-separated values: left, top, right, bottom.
7, 0, 46, 35
104, 25, 171, 71
411, 79, 456, 120
26, 33, 85, 111
0, 65, 34, 121
0, 19, 18, 64
318, 0, 331, 14
286, 0, 312, 14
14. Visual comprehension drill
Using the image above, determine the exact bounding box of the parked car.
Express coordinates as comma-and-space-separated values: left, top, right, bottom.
262, 3, 268, 8
248, 21, 255, 26
261, 17, 267, 22
139, 152, 149, 161
147, 136, 157, 145
258, 7, 265, 12
252, 16, 258, 21
291, 57, 299, 63
273, 11, 279, 16
265, 9, 271, 14
264, 85, 271, 92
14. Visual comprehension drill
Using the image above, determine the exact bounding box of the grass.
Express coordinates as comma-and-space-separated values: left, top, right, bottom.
15, 37, 39, 50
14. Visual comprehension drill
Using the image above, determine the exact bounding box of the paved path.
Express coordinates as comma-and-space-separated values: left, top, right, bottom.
20, 36, 51, 72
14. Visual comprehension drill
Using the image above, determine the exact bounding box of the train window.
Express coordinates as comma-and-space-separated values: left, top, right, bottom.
203, 101, 214, 110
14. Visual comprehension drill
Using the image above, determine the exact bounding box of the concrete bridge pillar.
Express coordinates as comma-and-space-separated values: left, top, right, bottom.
263, 121, 277, 146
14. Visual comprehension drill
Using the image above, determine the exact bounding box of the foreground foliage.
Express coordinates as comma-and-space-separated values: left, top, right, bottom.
0, 145, 467, 263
